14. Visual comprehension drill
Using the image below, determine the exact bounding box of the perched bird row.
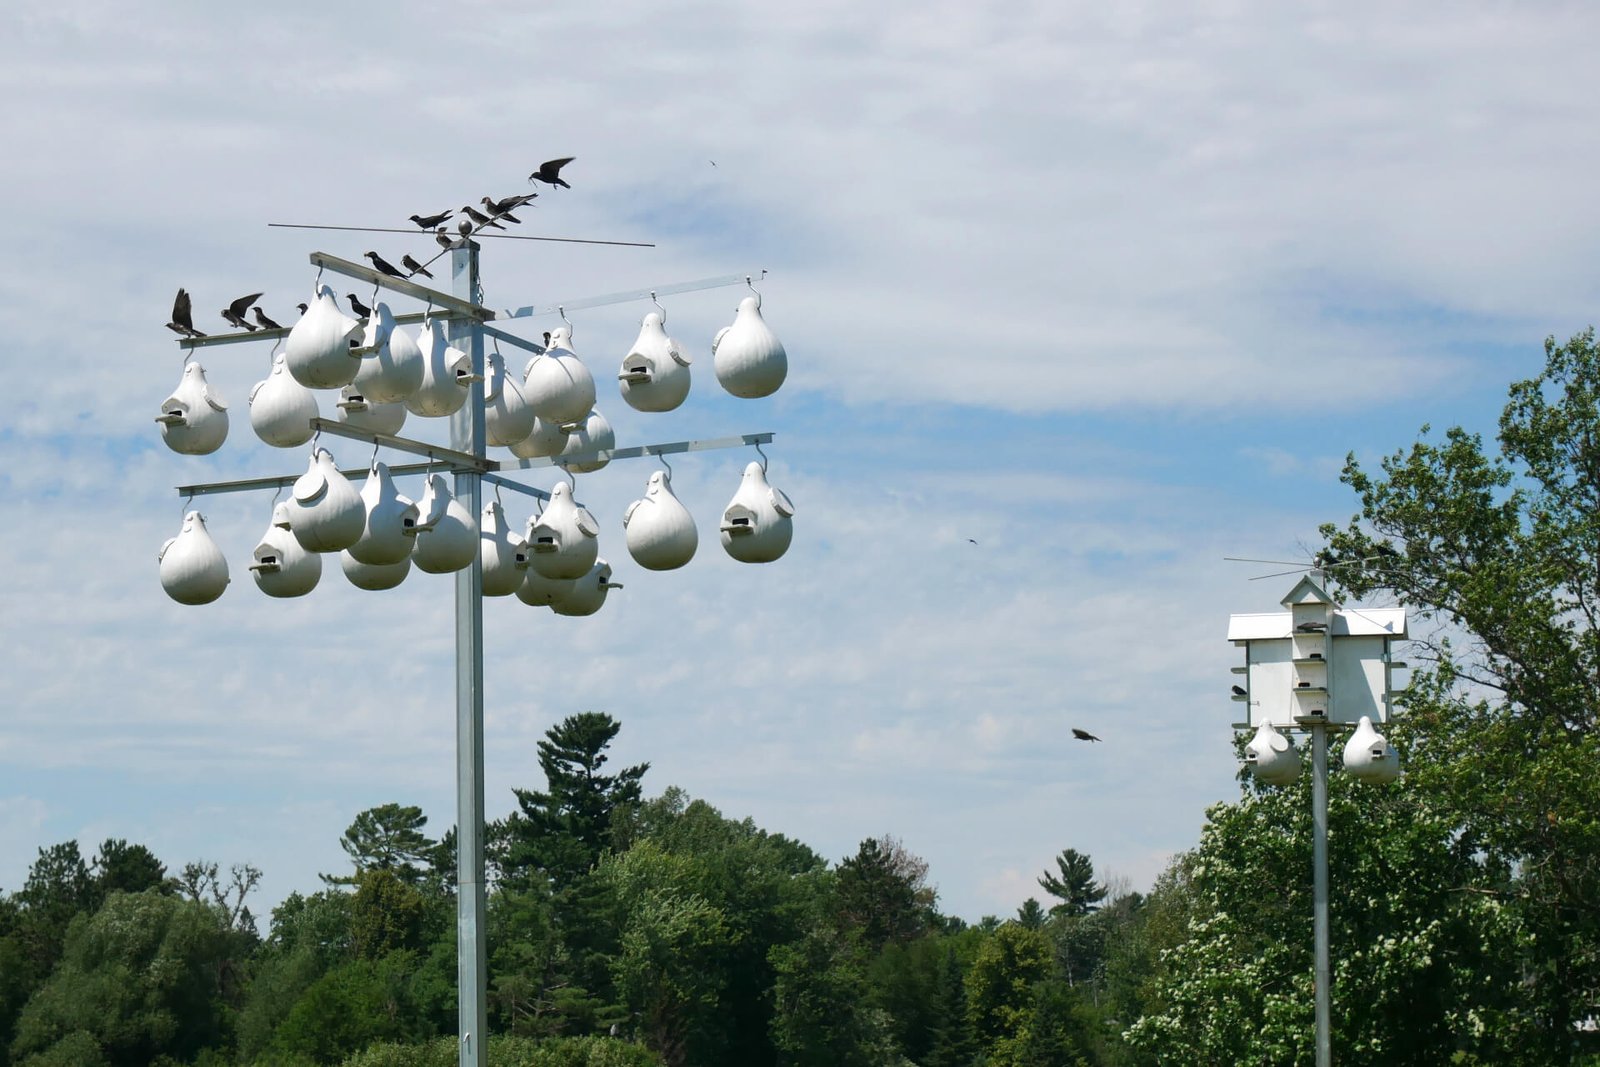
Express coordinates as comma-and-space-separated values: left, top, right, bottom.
165, 289, 288, 337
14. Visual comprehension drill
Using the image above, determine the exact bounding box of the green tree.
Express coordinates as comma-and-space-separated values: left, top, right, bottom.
1037, 849, 1105, 918
350, 868, 430, 960
1016, 898, 1047, 929
1319, 326, 1600, 1062
88, 840, 169, 900
922, 946, 978, 1067
330, 804, 437, 887
965, 922, 1052, 1050
834, 838, 927, 953
769, 924, 877, 1067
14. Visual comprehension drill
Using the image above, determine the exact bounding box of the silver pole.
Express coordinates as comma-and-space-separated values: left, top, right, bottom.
1311, 720, 1332, 1067
448, 241, 489, 1067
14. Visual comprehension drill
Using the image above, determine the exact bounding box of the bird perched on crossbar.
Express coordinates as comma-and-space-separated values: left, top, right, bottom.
408, 210, 452, 229
401, 254, 433, 279
460, 205, 506, 231
364, 252, 405, 278
221, 292, 263, 331
252, 307, 284, 330
1071, 728, 1101, 742
165, 288, 206, 338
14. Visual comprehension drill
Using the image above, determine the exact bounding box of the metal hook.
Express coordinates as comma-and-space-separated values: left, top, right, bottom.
558, 306, 571, 331
650, 290, 666, 323
268, 335, 283, 360
269, 483, 284, 508
370, 439, 381, 470
180, 492, 194, 518
746, 270, 767, 307
369, 280, 380, 306
494, 482, 504, 508
315, 265, 324, 288
754, 439, 769, 473
310, 427, 322, 455
656, 449, 673, 478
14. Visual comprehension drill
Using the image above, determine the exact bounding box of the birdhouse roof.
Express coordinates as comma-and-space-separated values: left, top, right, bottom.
1279, 573, 1334, 608
1226, 607, 1407, 642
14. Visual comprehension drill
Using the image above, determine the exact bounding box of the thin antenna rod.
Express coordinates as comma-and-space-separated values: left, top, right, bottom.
267, 223, 654, 247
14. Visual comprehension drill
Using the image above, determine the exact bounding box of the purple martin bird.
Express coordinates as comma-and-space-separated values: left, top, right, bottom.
480, 196, 524, 224
1231, 685, 1248, 697
1296, 621, 1327, 633
409, 210, 453, 229
460, 205, 505, 231
296, 302, 309, 315
253, 307, 284, 330
435, 227, 453, 249
527, 157, 575, 188
364, 251, 405, 278
346, 293, 371, 318
221, 292, 263, 331
485, 193, 536, 215
401, 254, 434, 279
1071, 728, 1102, 742
165, 287, 206, 338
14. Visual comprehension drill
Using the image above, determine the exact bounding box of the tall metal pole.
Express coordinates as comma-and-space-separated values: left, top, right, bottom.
1310, 720, 1332, 1067
447, 241, 489, 1067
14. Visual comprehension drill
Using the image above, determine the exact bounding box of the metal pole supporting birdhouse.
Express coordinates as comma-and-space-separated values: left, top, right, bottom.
163, 226, 794, 1067
1227, 570, 1407, 1067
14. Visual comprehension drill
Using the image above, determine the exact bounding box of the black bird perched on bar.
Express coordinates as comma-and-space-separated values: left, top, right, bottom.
401, 254, 434, 279
347, 293, 371, 318
527, 157, 575, 188
364, 251, 406, 278
221, 292, 263, 331
485, 193, 536, 216
409, 210, 452, 229
165, 288, 206, 338
253, 307, 284, 330
480, 196, 524, 224
1071, 728, 1102, 742
435, 227, 453, 249
460, 205, 505, 231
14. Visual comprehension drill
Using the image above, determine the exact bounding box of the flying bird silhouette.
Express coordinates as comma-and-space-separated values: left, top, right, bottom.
363, 251, 405, 278
460, 205, 505, 231
401, 254, 434, 279
527, 156, 575, 188
221, 292, 263, 331
346, 293, 371, 318
408, 210, 452, 229
252, 307, 284, 330
165, 288, 206, 338
1071, 728, 1102, 742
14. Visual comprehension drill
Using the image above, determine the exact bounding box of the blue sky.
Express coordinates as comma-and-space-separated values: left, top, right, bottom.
3, 0, 1599, 922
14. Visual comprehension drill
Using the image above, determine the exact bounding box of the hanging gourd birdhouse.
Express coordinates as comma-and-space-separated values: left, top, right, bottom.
485, 349, 535, 447
156, 362, 229, 455
523, 325, 596, 426
159, 510, 229, 605
1244, 721, 1301, 786
720, 461, 794, 563
712, 295, 786, 398
618, 312, 691, 412
1342, 716, 1401, 783
248, 352, 318, 448
506, 413, 569, 460
341, 550, 411, 591
353, 302, 424, 404
285, 284, 363, 388
480, 499, 527, 596
337, 385, 408, 436
412, 474, 479, 574
346, 462, 420, 566
284, 447, 365, 552
250, 502, 322, 598
558, 409, 614, 473
623, 470, 698, 571
550, 559, 621, 617
407, 318, 474, 418
526, 482, 600, 580
516, 517, 576, 607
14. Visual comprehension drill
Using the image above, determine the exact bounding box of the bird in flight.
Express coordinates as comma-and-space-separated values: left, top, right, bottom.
364, 252, 405, 278
346, 293, 371, 318
967, 538, 978, 545
528, 157, 575, 188
1071, 728, 1101, 742
401, 254, 434, 279
221, 292, 263, 331
252, 307, 284, 330
165, 288, 206, 338
409, 210, 453, 229
460, 205, 506, 231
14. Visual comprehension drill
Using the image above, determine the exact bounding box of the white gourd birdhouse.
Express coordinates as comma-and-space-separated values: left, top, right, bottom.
523, 326, 596, 426
156, 362, 229, 455
336, 384, 408, 436
340, 551, 411, 591
407, 318, 474, 418
516, 518, 576, 607
1244, 721, 1301, 786
550, 558, 620, 617
485, 350, 536, 447
250, 502, 322, 598
346, 462, 420, 566
159, 511, 229, 605
248, 353, 319, 448
720, 461, 794, 563
479, 499, 527, 596
1342, 716, 1401, 783
618, 312, 691, 412
285, 284, 363, 389
558, 409, 615, 473
623, 470, 698, 571
412, 474, 478, 574
506, 414, 569, 460
353, 302, 424, 404
526, 482, 601, 580
285, 447, 365, 552
712, 295, 786, 398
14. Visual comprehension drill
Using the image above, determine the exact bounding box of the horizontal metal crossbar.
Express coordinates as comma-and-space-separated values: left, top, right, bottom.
178, 460, 451, 499
505, 432, 774, 471
309, 253, 492, 320
482, 474, 550, 502
308, 418, 495, 470
500, 270, 765, 320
